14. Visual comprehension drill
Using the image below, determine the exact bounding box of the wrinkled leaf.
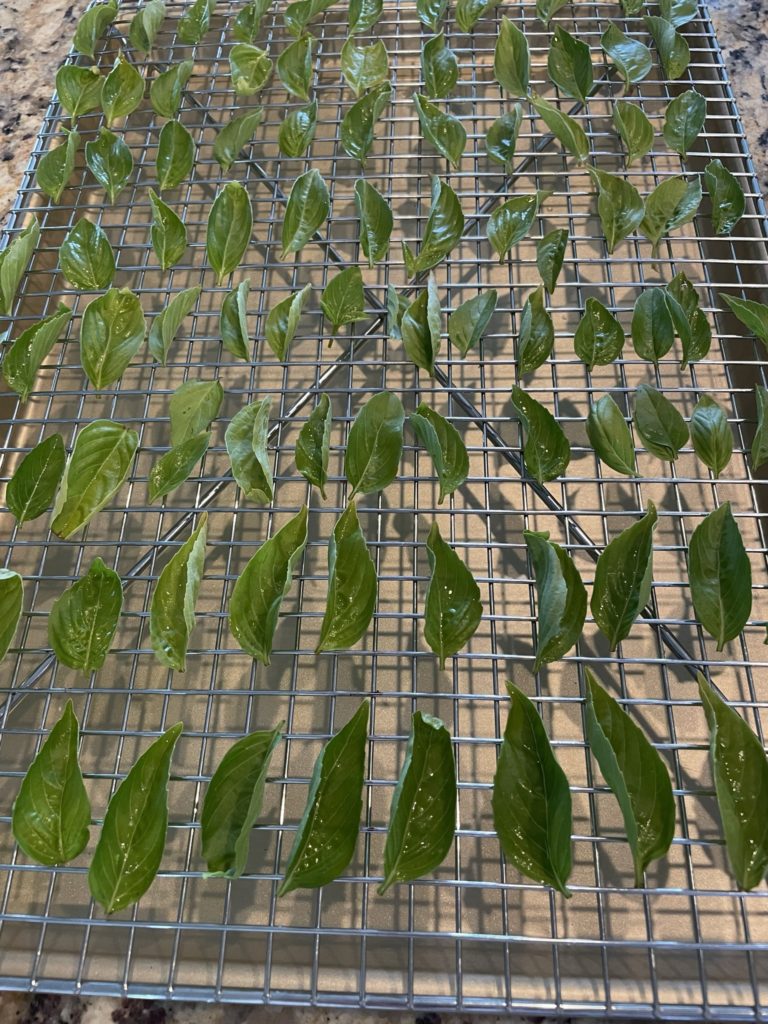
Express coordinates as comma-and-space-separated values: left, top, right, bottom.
574, 296, 624, 368
486, 104, 524, 171
448, 288, 497, 356
589, 166, 645, 253
230, 43, 273, 96
413, 92, 466, 168
641, 174, 701, 255
220, 279, 250, 360
518, 285, 554, 374
6, 434, 66, 526
3, 303, 72, 403
149, 188, 186, 270
690, 395, 733, 478
56, 65, 102, 122
355, 178, 392, 268
402, 175, 464, 276
530, 93, 589, 163
704, 158, 745, 236
613, 99, 654, 166
342, 37, 389, 98
0, 570, 23, 665
548, 25, 593, 103
281, 168, 330, 257
296, 392, 332, 496
80, 287, 145, 389
178, 0, 215, 43
279, 99, 317, 157
85, 128, 133, 204
634, 382, 688, 461
524, 530, 586, 671
74, 0, 118, 58
148, 431, 210, 502
37, 128, 80, 204
345, 390, 404, 498
150, 60, 193, 119
49, 557, 122, 672
156, 118, 195, 190
101, 52, 144, 128
0, 218, 40, 316
487, 193, 539, 261
644, 14, 690, 79
341, 82, 392, 164
536, 227, 568, 293
150, 512, 207, 670
601, 23, 652, 88
169, 379, 223, 445
321, 266, 365, 334
689, 503, 751, 650
401, 272, 441, 375
586, 394, 636, 476
663, 88, 706, 159
424, 521, 482, 668
317, 503, 376, 652
409, 402, 469, 503
277, 34, 313, 100
225, 397, 274, 504
510, 384, 571, 483
129, 0, 166, 52
631, 287, 675, 362
206, 180, 253, 284
148, 285, 200, 364
265, 282, 312, 359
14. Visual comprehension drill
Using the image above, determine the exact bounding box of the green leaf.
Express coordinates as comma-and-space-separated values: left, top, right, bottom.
233, 0, 272, 40
37, 127, 80, 203
279, 99, 317, 157
448, 288, 497, 356
60, 217, 115, 291
230, 43, 273, 96
128, 0, 166, 52
492, 681, 572, 894
690, 395, 733, 478
89, 723, 183, 915
487, 193, 539, 261
317, 503, 376, 652
149, 188, 187, 270
281, 168, 330, 257
536, 228, 568, 293
424, 521, 482, 668
73, 0, 118, 58
697, 673, 768, 890
401, 272, 441, 375
663, 88, 706, 159
283, 0, 313, 36
101, 52, 145, 128
206, 180, 253, 284
265, 282, 312, 360
49, 557, 122, 672
80, 287, 146, 390
201, 722, 283, 877
147, 285, 200, 364
349, 0, 383, 33
621, 0, 644, 13
613, 100, 654, 166
530, 93, 589, 163
355, 179, 392, 268
591, 502, 657, 650
0, 570, 24, 664
659, 0, 698, 26
85, 128, 133, 204
279, 701, 369, 894
296, 392, 332, 496
55, 65, 102, 122
455, 0, 496, 32
402, 175, 464, 276
150, 60, 193, 119
585, 669, 675, 886
666, 271, 711, 367
417, 0, 447, 31
548, 25, 593, 103
341, 82, 392, 164
641, 175, 701, 255
387, 284, 410, 339
13, 701, 90, 866
510, 384, 571, 483
517, 285, 554, 374
178, 0, 216, 43
589, 167, 645, 254
51, 420, 138, 539
413, 92, 466, 168
321, 266, 365, 334
752, 384, 768, 470
157, 119, 195, 190
150, 512, 208, 671
277, 34, 313, 100
6, 434, 66, 526
225, 397, 274, 504
601, 23, 652, 88
220, 279, 251, 360
345, 390, 405, 498
422, 31, 458, 99
409, 402, 469, 503
379, 711, 456, 892
689, 503, 751, 650
342, 37, 389, 98
149, 432, 210, 502
631, 287, 675, 362
486, 104, 524, 171
574, 297, 624, 368
644, 15, 690, 79
0, 218, 40, 316
634, 383, 688, 461
704, 158, 745, 236
586, 394, 636, 476
721, 293, 768, 350
169, 379, 224, 445
536, 0, 568, 24
524, 530, 586, 671
3, 303, 72, 403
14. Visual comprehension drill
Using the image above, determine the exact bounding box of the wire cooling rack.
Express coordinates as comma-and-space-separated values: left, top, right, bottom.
1, 0, 768, 1016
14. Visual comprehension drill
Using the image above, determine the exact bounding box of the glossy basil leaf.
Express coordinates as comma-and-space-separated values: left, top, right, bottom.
178, 0, 215, 42
641, 175, 701, 255
206, 180, 253, 284
60, 217, 114, 293
170, 379, 223, 445
129, 0, 166, 52
585, 669, 675, 886
589, 167, 644, 254
379, 711, 456, 892
345, 390, 405, 498
486, 104, 524, 171
752, 384, 768, 470
283, 0, 315, 37
341, 82, 392, 164
388, 284, 409, 339
148, 285, 200, 364
574, 297, 624, 369
0, 570, 24, 664
342, 37, 389, 98
634, 383, 688, 461
697, 673, 768, 890
690, 395, 733, 478
56, 65, 102, 122
220, 280, 250, 360
448, 288, 497, 356
349, 0, 383, 33
150, 512, 207, 671
281, 168, 330, 257
0, 218, 40, 316
230, 43, 273, 96
487, 193, 538, 261
721, 293, 768, 350
279, 701, 368, 894
230, 505, 309, 664
659, 0, 698, 25
233, 0, 272, 41
402, 175, 464, 276
402, 272, 441, 375
201, 722, 283, 877
49, 557, 122, 671
586, 394, 636, 476
279, 99, 317, 157
80, 287, 145, 389
455, 0, 496, 32
37, 127, 80, 203
277, 34, 313, 100
524, 530, 586, 671
101, 52, 144, 128
644, 15, 690, 79
417, 0, 447, 31
149, 188, 187, 270
85, 128, 133, 204
12, 701, 90, 866
73, 0, 117, 58
51, 420, 138, 539
265, 282, 312, 360
663, 88, 706, 159
510, 384, 570, 483
410, 402, 469, 503
148, 431, 210, 502
225, 397, 274, 504
156, 119, 195, 190
317, 503, 376, 652
321, 266, 365, 334
6, 434, 66, 526
424, 521, 482, 668
613, 100, 654, 166
631, 287, 674, 362
601, 23, 652, 88
536, 0, 568, 23
517, 285, 554, 375
355, 179, 392, 268
530, 93, 589, 163
689, 503, 751, 650
413, 92, 466, 168
492, 681, 572, 894
666, 271, 711, 367
591, 502, 657, 650
150, 60, 193, 119
422, 32, 458, 99
548, 25, 593, 103
704, 158, 745, 236
296, 392, 332, 496
536, 228, 568, 293
89, 723, 183, 914
3, 303, 72, 403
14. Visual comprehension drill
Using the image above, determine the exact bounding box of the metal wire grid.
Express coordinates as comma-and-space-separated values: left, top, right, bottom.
0, 0, 767, 1015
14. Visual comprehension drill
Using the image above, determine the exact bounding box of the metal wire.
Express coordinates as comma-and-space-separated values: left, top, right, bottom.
0, 0, 767, 1016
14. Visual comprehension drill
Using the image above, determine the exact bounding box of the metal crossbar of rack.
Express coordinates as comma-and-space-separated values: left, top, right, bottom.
0, 0, 767, 1016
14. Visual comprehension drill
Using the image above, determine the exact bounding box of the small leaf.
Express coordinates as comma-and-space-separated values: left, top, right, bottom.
621, 0, 644, 12
220, 279, 251, 360
613, 100, 654, 166
321, 266, 365, 334
530, 93, 589, 163
342, 37, 389, 98
387, 284, 409, 339
634, 383, 688, 461
589, 167, 645, 254
265, 282, 312, 359
6, 434, 66, 526
487, 193, 539, 261
601, 23, 652, 88
413, 93, 466, 168
279, 100, 317, 157
178, 0, 215, 42
85, 128, 133, 204
409, 402, 469, 502
663, 88, 706, 159
148, 431, 210, 502
49, 557, 122, 672
536, 0, 568, 24
277, 34, 313, 100
0, 218, 40, 316
486, 104, 524, 171
345, 390, 405, 498
586, 394, 636, 476
60, 218, 115, 292
690, 395, 733, 478
37, 128, 80, 203
230, 43, 273, 96
3, 303, 72, 403
402, 175, 464, 276
641, 175, 701, 255
417, 0, 447, 30
548, 25, 593, 103
129, 0, 166, 52
225, 397, 274, 504
150, 512, 208, 671
156, 119, 195, 190
689, 503, 751, 650
422, 32, 458, 98
73, 0, 118, 58
355, 179, 392, 268
574, 297, 624, 368
524, 530, 586, 671
148, 285, 200, 364
150, 60, 193, 119
644, 15, 690, 80
101, 52, 145, 128
80, 287, 146, 390
170, 379, 224, 445
704, 158, 745, 236
536, 228, 568, 293
448, 288, 497, 356
631, 287, 675, 362
721, 293, 768, 350
281, 168, 330, 257
0, 570, 23, 664
455, 0, 496, 32
56, 65, 103, 122
752, 384, 768, 470
317, 503, 376, 652
340, 82, 392, 164
517, 285, 554, 375
296, 392, 332, 496
666, 271, 712, 367
206, 180, 253, 284
424, 520, 482, 668
401, 272, 441, 375
233, 0, 272, 41
349, 0, 383, 33
659, 0, 698, 26
283, 0, 315, 37
510, 385, 571, 483
148, 188, 187, 270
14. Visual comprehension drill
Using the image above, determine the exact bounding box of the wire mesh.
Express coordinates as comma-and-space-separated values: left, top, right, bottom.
0, 0, 767, 1016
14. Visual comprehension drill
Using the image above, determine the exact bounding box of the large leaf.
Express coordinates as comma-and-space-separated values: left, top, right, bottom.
487, 193, 539, 261
586, 394, 636, 476
156, 119, 195, 190
424, 521, 482, 668
640, 175, 701, 255
56, 65, 102, 121
169, 379, 224, 445
37, 127, 80, 203
422, 32, 458, 99
448, 288, 497, 356
631, 287, 675, 363
265, 282, 312, 359
690, 395, 733, 478
409, 402, 469, 503
704, 158, 745, 235
149, 60, 193, 119
634, 383, 688, 461
277, 34, 313, 99
644, 15, 690, 79
536, 227, 568, 293
85, 128, 133, 204
340, 82, 392, 164
613, 100, 654, 166
281, 168, 330, 257
601, 22, 652, 88
296, 392, 332, 496
663, 88, 706, 159
3, 303, 72, 403
355, 179, 392, 268
517, 285, 554, 374
49, 557, 123, 672
530, 94, 589, 163
80, 287, 146, 389
0, 218, 40, 316
317, 503, 377, 652
574, 297, 624, 369
493, 16, 529, 97
721, 293, 768, 351
345, 391, 405, 498
524, 530, 586, 671
225, 397, 274, 504
486, 104, 524, 172
230, 43, 273, 96
59, 217, 114, 291
148, 286, 200, 365
213, 108, 263, 172
6, 434, 66, 526
206, 180, 253, 284
548, 25, 593, 103
342, 37, 389, 97
401, 272, 441, 375
413, 93, 466, 168
402, 175, 464, 276
510, 385, 571, 483
73, 0, 118, 57
589, 167, 644, 254
148, 432, 210, 502
101, 52, 145, 128
148, 188, 187, 270
150, 513, 208, 671
0, 570, 23, 665
279, 99, 317, 157
321, 266, 365, 334
689, 503, 751, 650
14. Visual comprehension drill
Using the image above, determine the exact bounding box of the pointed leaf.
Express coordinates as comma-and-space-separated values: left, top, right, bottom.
589, 167, 645, 253
0, 570, 23, 664
170, 379, 224, 445
689, 502, 751, 650
156, 119, 195, 190
631, 287, 675, 362
341, 82, 392, 164
321, 266, 365, 334
317, 503, 376, 652
455, 0, 497, 32
148, 431, 210, 502
518, 285, 554, 374
49, 557, 122, 672
486, 104, 524, 171
387, 284, 410, 339
277, 34, 313, 100
149, 188, 187, 270
601, 23, 652, 87
220, 279, 251, 360
752, 384, 768, 470
536, 227, 568, 293
225, 397, 274, 504
613, 100, 654, 166
536, 0, 568, 24
85, 128, 133, 204
644, 15, 690, 79
586, 394, 636, 476
150, 513, 207, 671
279, 99, 317, 157
148, 285, 200, 364
349, 0, 383, 33
80, 287, 146, 389
150, 60, 193, 119
721, 293, 768, 350
667, 271, 711, 367
417, 0, 447, 30
178, 0, 215, 43
422, 32, 458, 98
524, 530, 586, 670
230, 43, 273, 96
60, 217, 114, 293
129, 0, 166, 52
402, 175, 464, 276
663, 88, 706, 159
101, 52, 145, 128
74, 0, 118, 58
634, 383, 688, 461
659, 0, 698, 25
690, 395, 733, 477
265, 282, 312, 359
56, 65, 103, 122
345, 391, 405, 497
704, 158, 745, 236
355, 179, 392, 268
213, 108, 263, 172
296, 392, 332, 497
342, 37, 389, 98
548, 25, 593, 103
6, 434, 66, 526
281, 168, 330, 257
206, 180, 252, 284
487, 193, 539, 260
232, 0, 272, 41
574, 297, 624, 368
510, 385, 571, 483
409, 402, 469, 502
424, 520, 482, 668
37, 128, 80, 204
413, 92, 466, 168
401, 272, 441, 375
448, 288, 497, 356
641, 175, 701, 255
530, 94, 589, 163
3, 303, 72, 403
0, 218, 40, 316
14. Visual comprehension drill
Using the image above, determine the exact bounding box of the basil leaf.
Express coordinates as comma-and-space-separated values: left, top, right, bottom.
49, 557, 122, 671
487, 193, 539, 261
631, 287, 674, 362
3, 303, 72, 403
150, 512, 207, 671
524, 530, 586, 670
634, 382, 688, 460
704, 158, 745, 235
689, 503, 751, 650
387, 284, 410, 338
206, 180, 253, 284
510, 384, 571, 483
402, 175, 464, 276
530, 93, 589, 163
37, 128, 80, 203
342, 37, 389, 98
721, 293, 768, 350
341, 82, 392, 164
413, 92, 466, 168
149, 188, 187, 270
402, 272, 441, 375
89, 723, 183, 914
601, 23, 652, 88
265, 282, 312, 359
697, 673, 768, 891
486, 104, 524, 171
349, 0, 383, 33
316, 503, 376, 652
220, 280, 251, 360
147, 285, 200, 364
493, 681, 572, 894
225, 397, 274, 504
448, 288, 497, 356
641, 175, 701, 255
230, 43, 273, 96
7, 434, 66, 526
0, 217, 40, 316
279, 99, 317, 157
0, 570, 24, 664
80, 287, 146, 389
101, 52, 144, 128
548, 25, 593, 103
178, 0, 215, 43
12, 701, 90, 866
424, 521, 482, 667
422, 31, 458, 99
233, 0, 272, 41
589, 167, 644, 254
752, 384, 768, 470
379, 711, 456, 892
410, 402, 469, 503
644, 15, 690, 79
283, 0, 314, 37
321, 266, 365, 334
277, 34, 313, 100
85, 128, 133, 205
536, 0, 568, 23
279, 701, 369, 895
129, 0, 166, 52
536, 227, 568, 293
157, 119, 195, 190
574, 297, 624, 368
150, 60, 193, 119
51, 420, 139, 539
585, 669, 675, 886
230, 505, 309, 664
621, 0, 645, 17
417, 0, 447, 31
296, 392, 332, 496
659, 0, 698, 25
690, 395, 733, 478
667, 271, 711, 367
170, 379, 223, 445
56, 65, 102, 122
281, 168, 330, 257
60, 218, 114, 292
518, 285, 554, 374
355, 179, 392, 268
201, 722, 283, 877
345, 390, 405, 498
586, 394, 636, 476
613, 99, 654, 166
663, 88, 706, 159
74, 0, 117, 58
455, 0, 497, 33
591, 502, 657, 650
149, 432, 210, 502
